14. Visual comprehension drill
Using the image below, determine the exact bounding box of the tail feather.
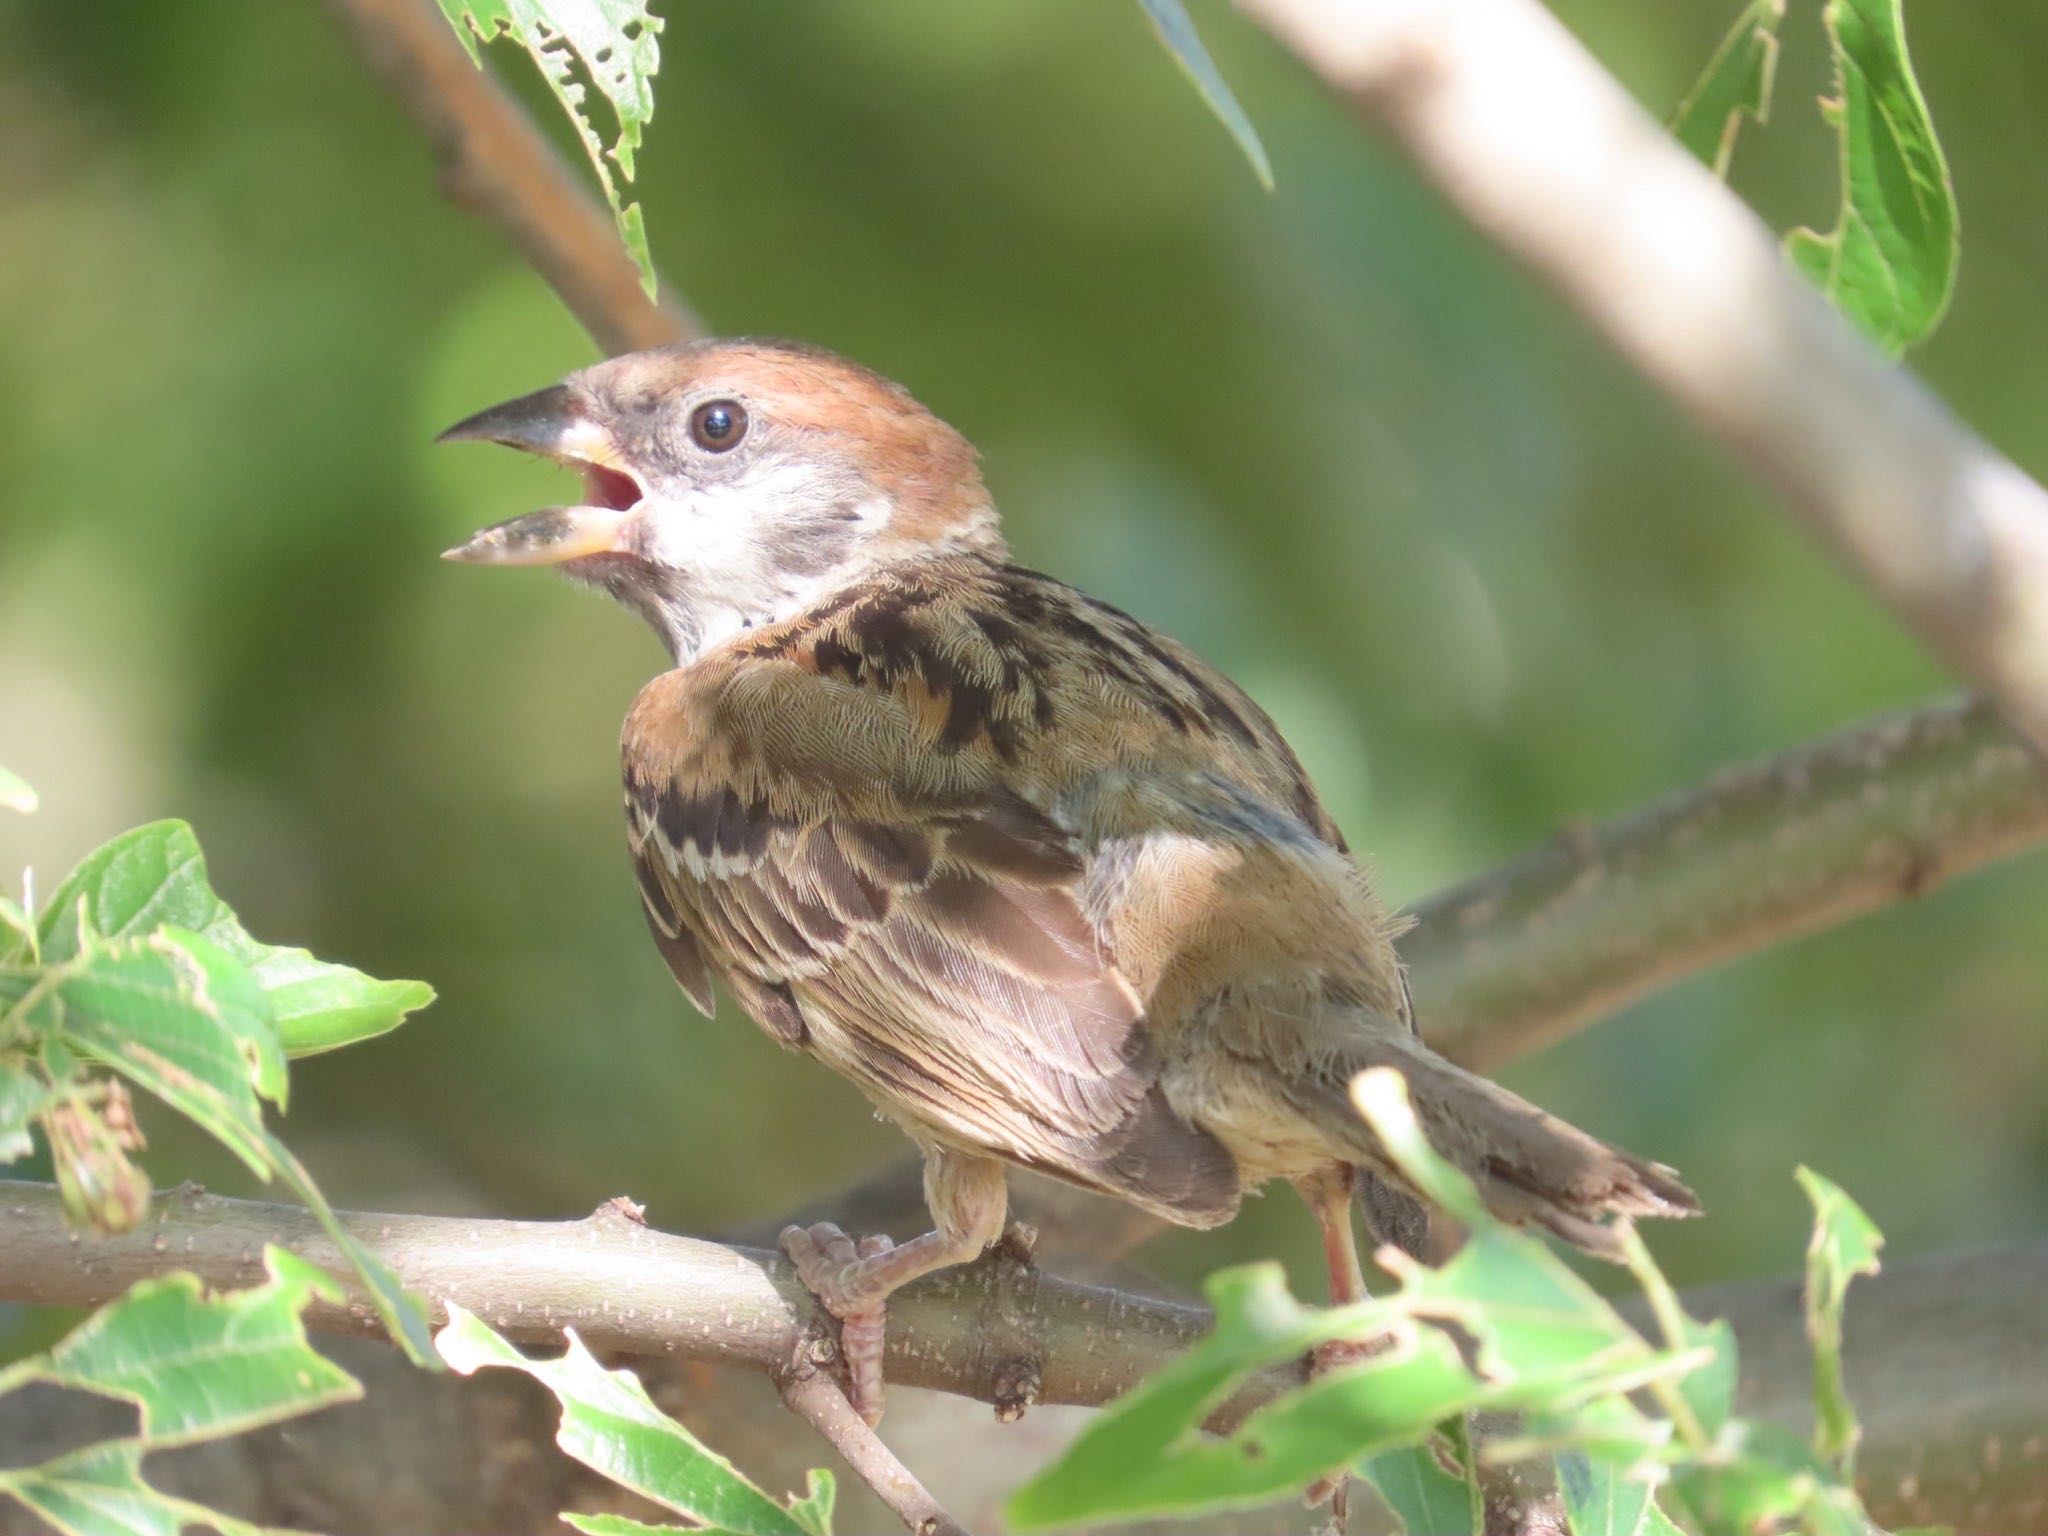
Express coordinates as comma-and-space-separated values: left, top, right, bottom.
1304, 1035, 1700, 1261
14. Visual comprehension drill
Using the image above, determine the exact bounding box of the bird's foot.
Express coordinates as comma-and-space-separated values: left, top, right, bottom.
780, 1221, 895, 1426
1299, 1333, 1392, 1523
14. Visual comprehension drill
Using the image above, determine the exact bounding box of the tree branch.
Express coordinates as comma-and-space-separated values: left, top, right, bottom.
775, 1366, 968, 1536
321, 0, 699, 354
1406, 694, 2048, 1068
1, 1181, 2040, 1533
1233, 0, 2048, 757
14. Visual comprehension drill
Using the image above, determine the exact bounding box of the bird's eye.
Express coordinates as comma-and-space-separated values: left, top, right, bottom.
688, 399, 748, 452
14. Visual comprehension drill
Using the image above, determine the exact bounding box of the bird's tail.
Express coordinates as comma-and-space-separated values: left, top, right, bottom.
1298, 1033, 1699, 1259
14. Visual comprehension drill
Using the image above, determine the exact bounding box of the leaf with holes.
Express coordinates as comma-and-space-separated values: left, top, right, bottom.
1671, 0, 1785, 178
1786, 0, 1957, 352
0, 1248, 357, 1536
439, 0, 663, 295
438, 1308, 834, 1535
12, 1246, 359, 1445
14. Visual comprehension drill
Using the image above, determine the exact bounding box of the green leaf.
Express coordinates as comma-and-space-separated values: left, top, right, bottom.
1676, 1316, 1739, 1438
17, 1245, 360, 1444
0, 1249, 356, 1536
45, 919, 436, 1364
259, 1127, 438, 1368
1671, 0, 1785, 178
0, 765, 34, 814
1137, 0, 1274, 190
1796, 1167, 1882, 1470
39, 821, 432, 1059
1556, 1449, 1654, 1536
1785, 0, 1957, 353
438, 0, 663, 295
1360, 1440, 1478, 1536
437, 1307, 833, 1535
1667, 1418, 1867, 1536
1012, 1068, 1708, 1529
0, 1440, 292, 1536
54, 929, 281, 1170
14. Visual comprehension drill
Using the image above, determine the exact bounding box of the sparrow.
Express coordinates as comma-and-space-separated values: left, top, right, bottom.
440, 338, 1698, 1431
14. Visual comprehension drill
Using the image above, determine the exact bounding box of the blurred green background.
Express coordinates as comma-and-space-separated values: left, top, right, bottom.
2, 0, 2044, 1317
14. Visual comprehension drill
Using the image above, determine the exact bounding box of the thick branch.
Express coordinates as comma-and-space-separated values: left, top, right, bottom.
1234, 0, 2048, 756
1, 1181, 2040, 1533
1406, 695, 2048, 1068
0, 1182, 1220, 1421
322, 0, 698, 354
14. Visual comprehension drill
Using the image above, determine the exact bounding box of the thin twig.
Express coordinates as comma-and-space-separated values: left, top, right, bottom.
776, 1363, 970, 1536
321, 0, 699, 354
1234, 0, 2048, 756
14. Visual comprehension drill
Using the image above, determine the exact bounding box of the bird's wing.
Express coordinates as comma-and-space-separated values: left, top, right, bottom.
621, 562, 1244, 1224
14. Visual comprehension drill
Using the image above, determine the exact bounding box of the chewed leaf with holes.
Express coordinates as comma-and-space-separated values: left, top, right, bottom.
1787, 0, 1957, 352
437, 1307, 835, 1535
0, 1247, 356, 1536
1671, 0, 1785, 178
15, 1246, 360, 1444
438, 0, 663, 294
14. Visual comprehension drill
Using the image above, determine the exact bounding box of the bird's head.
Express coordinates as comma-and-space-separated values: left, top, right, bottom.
439, 338, 1003, 660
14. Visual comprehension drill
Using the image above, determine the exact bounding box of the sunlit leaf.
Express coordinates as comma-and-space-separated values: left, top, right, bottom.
0, 765, 34, 815
437, 1307, 833, 1535
1671, 0, 1785, 178
54, 929, 281, 1170
17, 1246, 359, 1444
0, 1440, 292, 1536
1360, 1439, 1478, 1536
1796, 1166, 1882, 1469
438, 0, 663, 295
0, 1249, 355, 1536
38, 821, 432, 1060
1137, 0, 1273, 189
1786, 0, 1957, 353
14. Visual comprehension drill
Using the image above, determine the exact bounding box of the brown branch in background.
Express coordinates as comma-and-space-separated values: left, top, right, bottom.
1407, 694, 2048, 1068
1, 1181, 2041, 1534
1234, 0, 2048, 758
321, 0, 699, 354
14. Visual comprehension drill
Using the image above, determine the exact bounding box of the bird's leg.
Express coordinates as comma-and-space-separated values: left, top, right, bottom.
1296, 1163, 1390, 1529
780, 1148, 1007, 1427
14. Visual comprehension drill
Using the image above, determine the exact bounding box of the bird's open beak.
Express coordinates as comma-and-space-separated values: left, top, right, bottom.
437, 384, 645, 567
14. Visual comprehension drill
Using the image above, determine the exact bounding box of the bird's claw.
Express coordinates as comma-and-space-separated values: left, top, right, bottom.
780, 1222, 895, 1425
